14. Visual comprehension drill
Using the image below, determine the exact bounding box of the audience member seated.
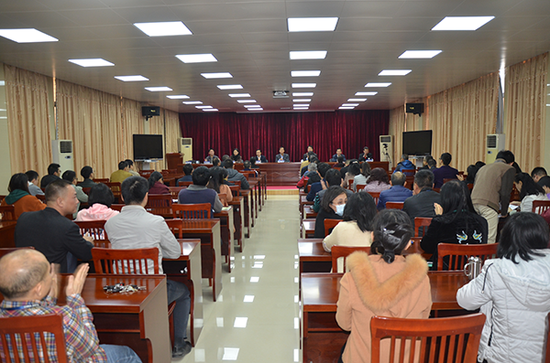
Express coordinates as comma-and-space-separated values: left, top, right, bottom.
211, 156, 221, 166
0, 250, 140, 362
110, 161, 133, 183
432, 152, 459, 188
76, 183, 119, 221
313, 169, 352, 213
300, 154, 318, 177
25, 170, 44, 196
204, 148, 218, 164
313, 186, 347, 238
329, 148, 346, 162
334, 155, 346, 168
427, 158, 437, 170
336, 209, 432, 363
302, 145, 317, 162
207, 167, 233, 207
124, 159, 140, 177
253, 149, 267, 163
1, 173, 46, 219
420, 180, 488, 268
457, 213, 550, 363
306, 163, 331, 201
221, 155, 230, 162
377, 171, 413, 210
343, 160, 359, 188
248, 157, 259, 169
353, 162, 371, 191
62, 170, 89, 209
417, 155, 433, 170
78, 166, 96, 188
323, 192, 377, 252
275, 147, 290, 163
357, 146, 373, 162
513, 172, 548, 213
40, 163, 61, 189
177, 164, 194, 184
339, 159, 353, 180
531, 166, 548, 183
304, 173, 321, 194
537, 176, 550, 199
457, 164, 479, 186
231, 148, 243, 163
148, 171, 170, 195
15, 180, 94, 273
363, 167, 391, 193
105, 176, 192, 358
243, 160, 258, 177
223, 159, 250, 190
403, 170, 440, 227
297, 162, 318, 189
178, 166, 223, 213
393, 154, 414, 174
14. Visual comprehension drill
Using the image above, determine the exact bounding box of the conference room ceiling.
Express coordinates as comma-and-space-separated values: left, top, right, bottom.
0, 0, 549, 114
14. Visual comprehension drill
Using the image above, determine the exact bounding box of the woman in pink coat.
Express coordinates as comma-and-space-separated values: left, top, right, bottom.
76, 183, 119, 221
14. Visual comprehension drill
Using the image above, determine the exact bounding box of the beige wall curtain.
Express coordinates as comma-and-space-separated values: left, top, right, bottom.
164, 109, 182, 154
505, 52, 548, 173
4, 65, 52, 177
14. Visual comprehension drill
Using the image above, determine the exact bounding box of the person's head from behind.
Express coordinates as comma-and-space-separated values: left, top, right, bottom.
309, 155, 319, 164
88, 183, 114, 207
439, 180, 475, 214
118, 161, 128, 171
223, 159, 234, 170
368, 168, 389, 185
45, 179, 78, 214
317, 163, 331, 178
80, 166, 93, 180
466, 165, 478, 183
401, 154, 409, 162
25, 170, 39, 185
440, 152, 452, 166
348, 162, 361, 176
390, 171, 406, 187
8, 173, 30, 194
307, 173, 321, 185
183, 164, 194, 176
0, 249, 51, 301
148, 171, 163, 189
531, 167, 548, 183
343, 192, 377, 232
422, 155, 433, 166
124, 159, 134, 170
361, 162, 371, 177
62, 170, 77, 185
325, 169, 342, 187
515, 172, 544, 199
221, 155, 230, 162
414, 169, 434, 193
498, 213, 549, 263
537, 176, 550, 195
320, 186, 347, 214
427, 158, 437, 169
370, 209, 414, 264
212, 157, 220, 166
121, 176, 148, 206
47, 163, 61, 176
336, 155, 345, 165
475, 161, 486, 169
192, 166, 211, 186
243, 160, 252, 170
307, 162, 318, 174
496, 150, 515, 164
208, 167, 227, 192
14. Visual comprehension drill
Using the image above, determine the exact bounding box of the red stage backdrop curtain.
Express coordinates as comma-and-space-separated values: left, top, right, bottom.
179, 110, 389, 163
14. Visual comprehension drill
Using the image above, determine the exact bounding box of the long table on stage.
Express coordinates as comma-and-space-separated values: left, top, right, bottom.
301, 271, 469, 363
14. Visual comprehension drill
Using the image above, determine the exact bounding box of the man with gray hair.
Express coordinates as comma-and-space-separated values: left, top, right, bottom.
377, 171, 413, 210
393, 154, 415, 174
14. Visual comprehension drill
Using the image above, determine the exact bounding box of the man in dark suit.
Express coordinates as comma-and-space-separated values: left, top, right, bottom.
358, 146, 373, 161
403, 169, 440, 229
302, 145, 317, 161
275, 147, 290, 163
254, 149, 267, 163
432, 152, 459, 188
15, 179, 94, 273
329, 148, 346, 162
40, 163, 61, 189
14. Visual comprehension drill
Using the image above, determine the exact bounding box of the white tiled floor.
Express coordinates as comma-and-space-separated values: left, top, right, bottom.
176, 197, 301, 362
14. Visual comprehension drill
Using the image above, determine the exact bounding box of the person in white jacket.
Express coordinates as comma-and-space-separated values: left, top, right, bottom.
456, 212, 550, 363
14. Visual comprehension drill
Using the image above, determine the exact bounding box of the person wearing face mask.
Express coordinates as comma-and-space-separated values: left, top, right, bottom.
314, 185, 347, 238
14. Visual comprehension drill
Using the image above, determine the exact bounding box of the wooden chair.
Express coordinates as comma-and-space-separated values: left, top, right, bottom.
437, 243, 498, 271
0, 195, 6, 204
0, 247, 34, 258
177, 181, 193, 187
74, 220, 108, 241
91, 247, 159, 274
172, 203, 211, 219
385, 202, 404, 210
139, 170, 154, 178
146, 194, 173, 217
414, 217, 432, 237
228, 185, 240, 197
0, 205, 16, 221
168, 186, 186, 200
367, 191, 381, 205
0, 314, 68, 363
240, 171, 256, 179
355, 184, 367, 192
533, 200, 550, 214
36, 194, 46, 202
331, 245, 371, 273
165, 218, 184, 238
324, 218, 342, 237
93, 240, 111, 248
103, 182, 122, 202
81, 187, 92, 195
94, 178, 109, 183
370, 313, 486, 363
230, 180, 242, 189
442, 178, 455, 185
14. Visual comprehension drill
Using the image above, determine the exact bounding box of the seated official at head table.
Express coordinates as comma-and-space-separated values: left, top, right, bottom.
253, 149, 267, 163
204, 148, 218, 164
275, 147, 290, 163
329, 148, 346, 162
358, 146, 373, 162
302, 146, 317, 162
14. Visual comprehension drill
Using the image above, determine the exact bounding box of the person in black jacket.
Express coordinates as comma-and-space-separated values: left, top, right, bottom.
420, 180, 488, 269
314, 186, 347, 238
402, 169, 440, 229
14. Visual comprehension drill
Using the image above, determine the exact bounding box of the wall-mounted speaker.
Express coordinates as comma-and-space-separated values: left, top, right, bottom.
142, 106, 161, 117
406, 103, 424, 115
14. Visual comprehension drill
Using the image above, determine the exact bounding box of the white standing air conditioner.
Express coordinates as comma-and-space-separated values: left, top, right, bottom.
379, 135, 394, 168
486, 134, 505, 164
52, 140, 74, 173
178, 137, 193, 161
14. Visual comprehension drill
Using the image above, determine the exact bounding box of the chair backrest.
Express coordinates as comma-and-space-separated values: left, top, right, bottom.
331, 245, 371, 273
74, 220, 108, 240
103, 182, 122, 201
93, 240, 111, 248
230, 180, 242, 189
94, 178, 109, 183
91, 247, 159, 274
240, 171, 256, 179
0, 205, 16, 221
110, 204, 124, 212
178, 181, 193, 187
324, 218, 342, 237
167, 187, 185, 200
367, 191, 381, 205
533, 200, 550, 214
147, 194, 173, 207
228, 185, 240, 197
414, 217, 432, 237
81, 187, 92, 195
385, 202, 404, 210
370, 313, 486, 363
172, 203, 211, 219
165, 218, 184, 238
437, 243, 498, 271
0, 313, 68, 363
356, 184, 367, 191
0, 247, 34, 259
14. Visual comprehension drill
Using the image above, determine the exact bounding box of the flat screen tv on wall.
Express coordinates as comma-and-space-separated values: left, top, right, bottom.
133, 134, 163, 160
402, 130, 432, 155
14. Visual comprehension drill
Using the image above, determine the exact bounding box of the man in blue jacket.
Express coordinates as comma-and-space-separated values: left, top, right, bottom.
377, 172, 413, 210
393, 154, 415, 174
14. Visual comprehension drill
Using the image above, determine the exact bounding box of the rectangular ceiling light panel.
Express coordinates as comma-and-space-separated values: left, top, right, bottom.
431, 16, 495, 31
288, 17, 338, 32
176, 54, 217, 63
69, 58, 114, 67
201, 72, 233, 79
399, 50, 442, 59
0, 28, 58, 43
289, 51, 327, 60
134, 21, 192, 36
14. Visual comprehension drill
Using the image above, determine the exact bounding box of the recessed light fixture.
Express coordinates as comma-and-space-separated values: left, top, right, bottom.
145, 86, 172, 92
339, 106, 355, 110
203, 108, 218, 112
293, 99, 311, 102
0, 28, 58, 43
201, 72, 233, 79
229, 93, 251, 98
114, 75, 149, 82
288, 17, 339, 32
348, 98, 366, 102
293, 104, 310, 107
183, 101, 203, 105
166, 95, 190, 99
244, 104, 261, 108
237, 99, 256, 103
134, 21, 192, 37
289, 51, 327, 60
365, 83, 391, 87
195, 105, 213, 109
399, 50, 442, 59
248, 107, 263, 111
342, 103, 359, 107
291, 70, 321, 77
378, 70, 411, 76
431, 16, 494, 31
292, 83, 316, 88
176, 54, 217, 63
217, 84, 243, 90
293, 92, 314, 97
356, 91, 378, 96
68, 58, 114, 67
